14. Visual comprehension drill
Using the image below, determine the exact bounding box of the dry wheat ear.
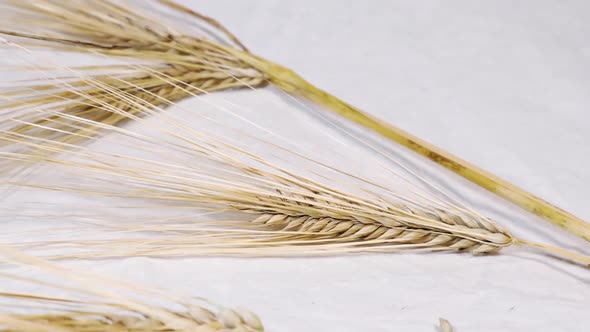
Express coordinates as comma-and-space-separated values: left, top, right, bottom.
1, 0, 588, 242
0, 71, 588, 266
0, 0, 588, 266
0, 245, 264, 332
0, 0, 266, 154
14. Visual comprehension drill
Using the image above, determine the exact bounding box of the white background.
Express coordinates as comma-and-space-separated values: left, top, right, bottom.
6, 1, 590, 331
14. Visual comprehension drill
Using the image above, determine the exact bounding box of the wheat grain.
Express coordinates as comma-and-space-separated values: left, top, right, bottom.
439, 318, 454, 332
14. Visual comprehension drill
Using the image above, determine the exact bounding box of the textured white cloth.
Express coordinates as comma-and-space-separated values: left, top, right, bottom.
5, 1, 590, 331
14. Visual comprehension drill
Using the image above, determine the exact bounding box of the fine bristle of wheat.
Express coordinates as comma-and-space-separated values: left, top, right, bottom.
2, 68, 265, 154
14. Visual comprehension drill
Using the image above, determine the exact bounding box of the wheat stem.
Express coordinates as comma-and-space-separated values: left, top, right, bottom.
514, 239, 590, 266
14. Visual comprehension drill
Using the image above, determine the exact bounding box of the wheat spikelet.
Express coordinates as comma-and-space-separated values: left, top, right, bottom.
251, 208, 510, 255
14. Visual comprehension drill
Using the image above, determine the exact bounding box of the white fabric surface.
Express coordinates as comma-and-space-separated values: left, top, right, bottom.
4, 1, 590, 331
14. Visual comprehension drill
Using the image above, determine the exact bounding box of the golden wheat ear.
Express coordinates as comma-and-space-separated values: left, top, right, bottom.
0, 245, 265, 331
0, 0, 266, 160
0, 0, 587, 241
1, 74, 588, 266
0, 246, 455, 331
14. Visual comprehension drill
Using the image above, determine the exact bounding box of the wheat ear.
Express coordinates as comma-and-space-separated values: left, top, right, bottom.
0, 0, 265, 159
0, 246, 454, 331
2, 74, 589, 266
1, 0, 588, 240
0, 245, 264, 332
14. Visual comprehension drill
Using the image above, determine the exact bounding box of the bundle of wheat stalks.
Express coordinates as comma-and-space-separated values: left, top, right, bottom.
0, 0, 587, 330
